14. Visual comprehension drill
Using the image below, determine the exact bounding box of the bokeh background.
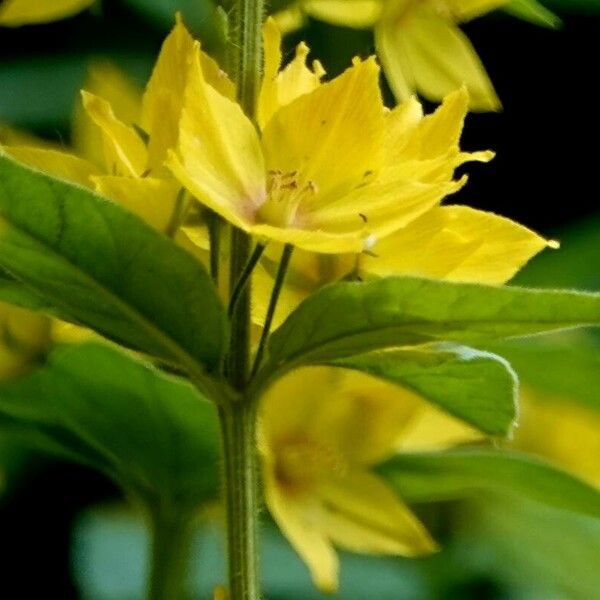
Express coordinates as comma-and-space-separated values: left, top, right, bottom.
0, 1, 599, 598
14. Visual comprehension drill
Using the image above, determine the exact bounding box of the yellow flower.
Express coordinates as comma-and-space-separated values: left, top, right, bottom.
282, 0, 556, 111
0, 302, 50, 380
0, 0, 94, 26
259, 365, 480, 591
1, 16, 219, 240
514, 390, 600, 489
252, 88, 555, 327
167, 19, 488, 253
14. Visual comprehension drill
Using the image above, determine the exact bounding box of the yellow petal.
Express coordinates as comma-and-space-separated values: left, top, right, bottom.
318, 470, 438, 556
166, 43, 265, 231
0, 123, 58, 148
262, 460, 339, 593
515, 390, 600, 488
258, 18, 325, 129
399, 402, 484, 450
81, 91, 148, 177
260, 366, 421, 466
309, 172, 466, 240
251, 222, 364, 253
448, 0, 510, 21
51, 320, 95, 344
0, 302, 50, 380
252, 246, 355, 327
303, 0, 383, 28
141, 15, 234, 173
72, 61, 143, 168
261, 57, 384, 208
272, 5, 306, 34
394, 87, 469, 161
384, 95, 424, 156
92, 176, 181, 233
311, 370, 423, 465
375, 8, 501, 111
361, 205, 556, 284
0, 0, 93, 26
3, 146, 100, 187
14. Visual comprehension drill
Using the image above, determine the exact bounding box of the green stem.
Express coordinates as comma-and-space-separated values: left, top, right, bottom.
222, 0, 265, 597
207, 210, 222, 286
230, 0, 264, 116
251, 244, 293, 378
147, 507, 193, 600
219, 400, 261, 600
228, 242, 266, 318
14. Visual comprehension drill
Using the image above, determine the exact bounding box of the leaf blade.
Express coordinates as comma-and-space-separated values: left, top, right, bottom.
265, 277, 600, 375
379, 448, 600, 518
331, 344, 517, 436
0, 153, 227, 396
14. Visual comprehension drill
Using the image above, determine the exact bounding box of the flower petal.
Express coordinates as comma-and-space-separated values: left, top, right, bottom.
141, 15, 234, 172
303, 0, 383, 28
262, 459, 339, 593
0, 0, 93, 26
0, 303, 50, 380
81, 91, 148, 177
318, 470, 438, 556
448, 0, 509, 22
309, 173, 466, 240
3, 146, 100, 187
72, 62, 142, 168
258, 18, 325, 129
166, 43, 265, 230
361, 205, 556, 284
393, 87, 469, 161
261, 57, 384, 205
92, 176, 181, 233
376, 8, 501, 111
251, 222, 364, 253
398, 402, 484, 450
141, 15, 196, 172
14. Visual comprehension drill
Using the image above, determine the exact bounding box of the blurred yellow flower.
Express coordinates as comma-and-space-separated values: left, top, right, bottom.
1, 16, 219, 239
282, 0, 557, 111
0, 302, 50, 380
168, 19, 489, 253
514, 391, 600, 489
0, 0, 94, 26
259, 365, 481, 591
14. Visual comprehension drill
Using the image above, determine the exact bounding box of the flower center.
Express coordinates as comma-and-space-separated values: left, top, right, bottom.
257, 170, 319, 228
274, 436, 347, 494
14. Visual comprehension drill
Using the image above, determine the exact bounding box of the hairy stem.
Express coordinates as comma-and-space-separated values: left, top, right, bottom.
221, 0, 265, 597
219, 399, 261, 600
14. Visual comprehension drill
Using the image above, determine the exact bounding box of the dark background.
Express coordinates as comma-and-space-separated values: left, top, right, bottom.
0, 2, 597, 596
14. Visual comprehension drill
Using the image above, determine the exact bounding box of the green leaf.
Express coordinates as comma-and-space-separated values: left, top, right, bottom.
379, 448, 600, 518
0, 269, 55, 313
0, 343, 220, 510
331, 344, 517, 436
0, 153, 227, 396
515, 215, 600, 290
485, 333, 600, 411
504, 0, 562, 28
457, 495, 600, 600
543, 0, 600, 15
263, 277, 600, 378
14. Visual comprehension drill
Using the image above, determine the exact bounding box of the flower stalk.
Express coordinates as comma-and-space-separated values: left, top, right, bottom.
220, 0, 265, 597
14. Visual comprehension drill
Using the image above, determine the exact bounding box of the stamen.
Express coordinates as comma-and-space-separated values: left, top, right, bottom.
259, 170, 319, 227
